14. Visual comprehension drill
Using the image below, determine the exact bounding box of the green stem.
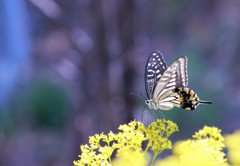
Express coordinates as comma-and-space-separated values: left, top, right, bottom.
144, 144, 150, 154
150, 153, 158, 166
108, 158, 112, 165
107, 142, 112, 164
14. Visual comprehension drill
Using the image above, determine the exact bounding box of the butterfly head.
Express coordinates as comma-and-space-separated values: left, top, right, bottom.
145, 100, 156, 110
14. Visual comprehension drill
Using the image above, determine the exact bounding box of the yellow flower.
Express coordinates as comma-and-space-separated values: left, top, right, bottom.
74, 121, 233, 166
145, 120, 178, 151
157, 126, 228, 166
73, 119, 178, 166
225, 130, 240, 165
155, 155, 180, 166
112, 150, 149, 166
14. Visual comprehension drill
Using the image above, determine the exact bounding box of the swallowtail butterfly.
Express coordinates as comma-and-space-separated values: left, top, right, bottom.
145, 51, 212, 111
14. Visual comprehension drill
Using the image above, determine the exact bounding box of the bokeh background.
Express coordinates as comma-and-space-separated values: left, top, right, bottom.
0, 0, 240, 165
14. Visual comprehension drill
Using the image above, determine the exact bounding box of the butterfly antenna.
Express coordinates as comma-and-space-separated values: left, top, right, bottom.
130, 92, 146, 100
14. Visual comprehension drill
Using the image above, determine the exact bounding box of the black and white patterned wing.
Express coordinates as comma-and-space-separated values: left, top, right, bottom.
152, 56, 188, 101
175, 56, 188, 87
145, 51, 167, 99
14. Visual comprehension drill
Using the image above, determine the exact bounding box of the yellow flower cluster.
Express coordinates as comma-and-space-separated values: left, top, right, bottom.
157, 126, 228, 166
112, 150, 149, 166
225, 130, 240, 165
74, 119, 240, 166
73, 119, 178, 166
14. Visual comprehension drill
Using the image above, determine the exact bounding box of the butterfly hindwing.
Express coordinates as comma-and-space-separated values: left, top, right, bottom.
145, 51, 167, 99
172, 87, 212, 110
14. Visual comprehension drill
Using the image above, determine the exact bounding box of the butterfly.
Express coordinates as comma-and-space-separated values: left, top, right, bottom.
145, 51, 212, 111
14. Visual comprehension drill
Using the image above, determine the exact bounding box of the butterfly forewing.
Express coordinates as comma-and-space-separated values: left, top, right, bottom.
145, 51, 167, 99
153, 56, 188, 101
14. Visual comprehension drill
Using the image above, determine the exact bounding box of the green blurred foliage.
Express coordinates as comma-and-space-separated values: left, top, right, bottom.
27, 79, 71, 129
8, 78, 71, 132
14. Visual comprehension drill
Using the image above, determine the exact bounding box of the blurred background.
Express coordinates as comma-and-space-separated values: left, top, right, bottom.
0, 0, 240, 165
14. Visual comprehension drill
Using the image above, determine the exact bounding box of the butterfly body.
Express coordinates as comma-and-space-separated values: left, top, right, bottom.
145, 51, 212, 111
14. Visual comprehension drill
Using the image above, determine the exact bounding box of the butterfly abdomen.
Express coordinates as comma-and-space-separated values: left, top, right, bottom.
173, 87, 212, 110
